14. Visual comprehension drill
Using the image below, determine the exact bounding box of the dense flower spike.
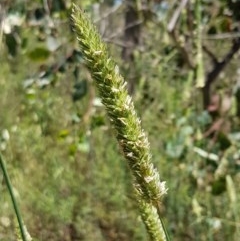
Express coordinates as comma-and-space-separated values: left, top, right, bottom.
135, 188, 167, 241
71, 4, 168, 241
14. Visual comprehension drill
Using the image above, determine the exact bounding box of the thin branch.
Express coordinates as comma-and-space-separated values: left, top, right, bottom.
43, 0, 55, 28
106, 19, 143, 40
104, 38, 130, 48
206, 38, 240, 88
203, 32, 240, 40
167, 0, 189, 32
202, 38, 240, 108
202, 45, 218, 65
0, 3, 6, 50
170, 30, 195, 69
94, 2, 123, 23
167, 0, 195, 69
43, 0, 50, 16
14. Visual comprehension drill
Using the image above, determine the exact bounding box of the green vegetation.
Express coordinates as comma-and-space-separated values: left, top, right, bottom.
1, 0, 240, 240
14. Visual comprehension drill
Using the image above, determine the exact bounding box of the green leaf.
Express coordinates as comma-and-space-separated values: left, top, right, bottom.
28, 47, 50, 62
58, 129, 69, 139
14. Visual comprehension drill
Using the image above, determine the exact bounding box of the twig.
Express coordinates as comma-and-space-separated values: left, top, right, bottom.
104, 38, 130, 48
195, 0, 204, 88
107, 19, 143, 40
167, 0, 189, 33
94, 2, 123, 23
167, 0, 195, 69
202, 38, 240, 108
203, 32, 240, 40
202, 45, 218, 65
0, 3, 6, 50
206, 38, 240, 89
42, 0, 55, 28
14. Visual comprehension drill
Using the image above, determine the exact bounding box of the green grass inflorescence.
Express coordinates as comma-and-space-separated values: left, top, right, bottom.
71, 4, 168, 241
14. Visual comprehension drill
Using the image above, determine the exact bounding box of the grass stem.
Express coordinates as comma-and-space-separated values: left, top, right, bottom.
0, 153, 27, 241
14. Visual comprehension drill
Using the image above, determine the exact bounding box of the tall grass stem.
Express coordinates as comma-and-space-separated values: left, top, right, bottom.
0, 153, 27, 241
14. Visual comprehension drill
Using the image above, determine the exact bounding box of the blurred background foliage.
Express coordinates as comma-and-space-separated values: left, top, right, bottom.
1, 0, 240, 240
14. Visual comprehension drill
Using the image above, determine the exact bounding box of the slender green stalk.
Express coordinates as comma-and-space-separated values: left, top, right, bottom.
195, 0, 204, 88
71, 4, 168, 240
0, 153, 27, 241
